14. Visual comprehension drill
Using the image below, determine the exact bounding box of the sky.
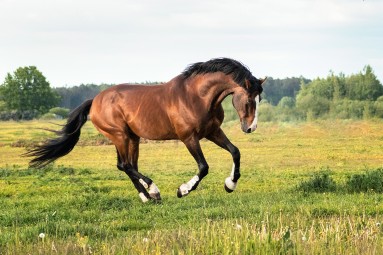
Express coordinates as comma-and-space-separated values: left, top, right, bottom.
0, 0, 382, 87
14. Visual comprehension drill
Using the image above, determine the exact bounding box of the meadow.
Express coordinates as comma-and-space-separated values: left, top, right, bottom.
1, 119, 383, 254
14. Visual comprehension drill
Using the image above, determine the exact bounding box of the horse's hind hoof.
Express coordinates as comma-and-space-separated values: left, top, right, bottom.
224, 183, 234, 193
149, 192, 162, 201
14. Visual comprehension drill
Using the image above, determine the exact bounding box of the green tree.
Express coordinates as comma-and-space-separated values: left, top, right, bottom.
278, 96, 295, 109
0, 66, 59, 116
346, 65, 383, 101
263, 77, 310, 105
48, 107, 70, 118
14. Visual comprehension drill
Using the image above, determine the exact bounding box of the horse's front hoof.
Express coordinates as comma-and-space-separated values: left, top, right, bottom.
224, 177, 237, 193
177, 188, 183, 198
177, 184, 190, 198
224, 183, 235, 193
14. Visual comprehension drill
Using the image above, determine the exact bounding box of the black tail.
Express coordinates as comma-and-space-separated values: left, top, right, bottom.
24, 99, 93, 168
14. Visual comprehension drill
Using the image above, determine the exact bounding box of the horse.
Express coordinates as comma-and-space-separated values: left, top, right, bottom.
25, 58, 266, 202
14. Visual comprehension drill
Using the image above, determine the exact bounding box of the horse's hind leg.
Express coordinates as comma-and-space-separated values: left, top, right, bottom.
106, 133, 161, 202
113, 144, 148, 203
92, 116, 160, 202
124, 136, 161, 201
207, 128, 241, 193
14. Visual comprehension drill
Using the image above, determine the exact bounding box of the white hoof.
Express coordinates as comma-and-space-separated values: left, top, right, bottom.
224, 177, 237, 192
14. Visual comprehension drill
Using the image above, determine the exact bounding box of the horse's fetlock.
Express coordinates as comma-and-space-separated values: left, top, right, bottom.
117, 163, 124, 171
233, 172, 241, 182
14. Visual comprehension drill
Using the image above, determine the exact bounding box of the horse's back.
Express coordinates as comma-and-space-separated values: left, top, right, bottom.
90, 83, 178, 140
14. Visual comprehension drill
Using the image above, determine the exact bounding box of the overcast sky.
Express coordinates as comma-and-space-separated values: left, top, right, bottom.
0, 0, 382, 87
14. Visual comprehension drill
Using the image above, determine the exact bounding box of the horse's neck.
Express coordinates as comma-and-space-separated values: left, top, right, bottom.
195, 74, 238, 109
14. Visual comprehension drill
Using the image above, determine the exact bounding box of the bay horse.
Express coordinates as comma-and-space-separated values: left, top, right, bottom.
25, 58, 266, 202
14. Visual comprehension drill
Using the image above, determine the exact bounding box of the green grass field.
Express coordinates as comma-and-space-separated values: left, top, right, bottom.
1, 120, 383, 254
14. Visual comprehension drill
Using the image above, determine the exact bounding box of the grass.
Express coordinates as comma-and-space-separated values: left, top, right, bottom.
1, 119, 383, 254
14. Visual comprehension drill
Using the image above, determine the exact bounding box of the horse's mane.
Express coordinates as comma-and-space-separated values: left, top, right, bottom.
182, 58, 263, 93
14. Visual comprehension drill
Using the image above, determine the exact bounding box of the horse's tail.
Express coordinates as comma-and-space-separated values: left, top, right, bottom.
24, 99, 93, 168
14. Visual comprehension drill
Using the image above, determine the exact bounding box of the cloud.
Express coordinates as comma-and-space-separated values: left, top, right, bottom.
0, 0, 382, 85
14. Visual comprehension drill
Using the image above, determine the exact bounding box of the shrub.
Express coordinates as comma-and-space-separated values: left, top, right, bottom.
48, 107, 70, 118
0, 110, 39, 120
40, 112, 58, 120
297, 171, 337, 193
346, 168, 383, 193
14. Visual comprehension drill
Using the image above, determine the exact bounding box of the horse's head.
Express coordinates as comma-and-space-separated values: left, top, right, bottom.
232, 77, 266, 133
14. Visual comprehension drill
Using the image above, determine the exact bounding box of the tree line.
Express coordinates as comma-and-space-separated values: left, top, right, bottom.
256, 65, 383, 122
0, 65, 382, 121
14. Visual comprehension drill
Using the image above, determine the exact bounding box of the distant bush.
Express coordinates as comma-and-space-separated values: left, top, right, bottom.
346, 168, 383, 193
297, 168, 383, 194
0, 110, 39, 120
48, 107, 70, 118
297, 171, 337, 193
40, 112, 58, 120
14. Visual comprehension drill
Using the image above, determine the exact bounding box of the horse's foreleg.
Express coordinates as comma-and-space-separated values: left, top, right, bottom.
207, 128, 241, 193
177, 136, 209, 198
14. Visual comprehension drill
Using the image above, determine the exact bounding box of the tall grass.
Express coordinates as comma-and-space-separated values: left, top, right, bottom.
3, 213, 383, 254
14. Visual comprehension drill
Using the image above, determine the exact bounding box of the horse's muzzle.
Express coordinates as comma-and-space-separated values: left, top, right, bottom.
241, 121, 256, 133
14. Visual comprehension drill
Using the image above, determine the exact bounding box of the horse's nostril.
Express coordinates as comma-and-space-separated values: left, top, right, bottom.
246, 128, 252, 133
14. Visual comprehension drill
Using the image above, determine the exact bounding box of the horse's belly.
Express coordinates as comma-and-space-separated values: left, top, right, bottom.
127, 114, 178, 141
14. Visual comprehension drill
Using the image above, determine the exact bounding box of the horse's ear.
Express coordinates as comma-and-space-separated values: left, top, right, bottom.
245, 79, 252, 90
260, 77, 268, 85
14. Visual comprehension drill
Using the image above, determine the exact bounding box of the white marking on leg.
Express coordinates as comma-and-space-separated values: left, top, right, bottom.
139, 192, 149, 203
249, 95, 259, 132
179, 175, 199, 196
179, 183, 190, 196
225, 163, 237, 191
230, 163, 235, 180
187, 175, 199, 189
139, 178, 149, 189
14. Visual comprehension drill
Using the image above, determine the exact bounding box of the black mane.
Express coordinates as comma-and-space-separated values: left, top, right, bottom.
182, 58, 263, 93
